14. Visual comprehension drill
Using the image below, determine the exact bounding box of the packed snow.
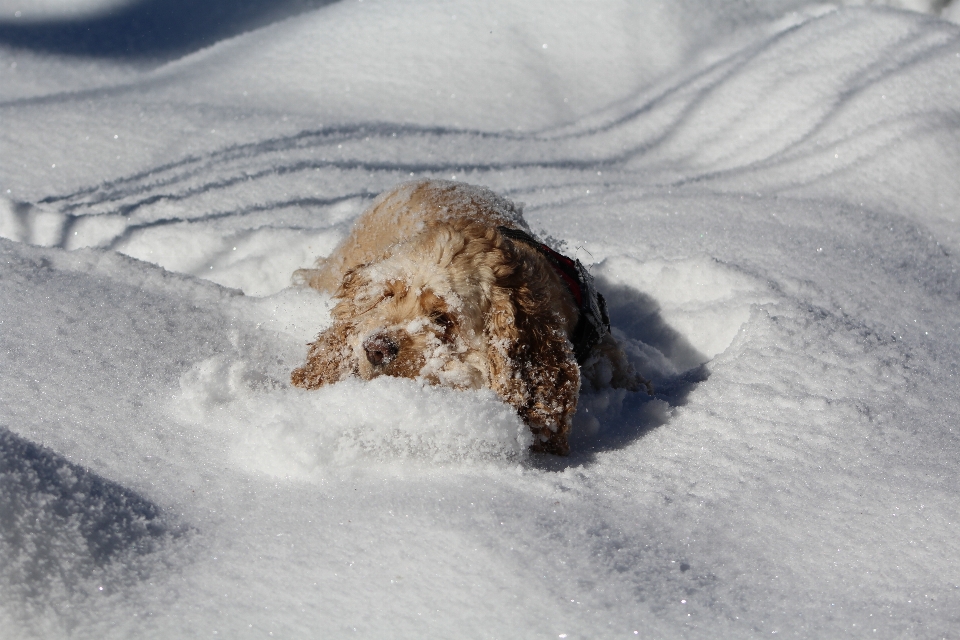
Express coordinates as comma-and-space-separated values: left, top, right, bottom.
2, 0, 960, 638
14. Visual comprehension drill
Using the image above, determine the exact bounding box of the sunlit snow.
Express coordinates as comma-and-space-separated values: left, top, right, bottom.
2, 0, 960, 638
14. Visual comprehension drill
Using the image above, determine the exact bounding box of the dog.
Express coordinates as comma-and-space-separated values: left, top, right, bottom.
291, 180, 650, 455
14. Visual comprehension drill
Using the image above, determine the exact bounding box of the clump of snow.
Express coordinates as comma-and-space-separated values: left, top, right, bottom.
175, 357, 532, 475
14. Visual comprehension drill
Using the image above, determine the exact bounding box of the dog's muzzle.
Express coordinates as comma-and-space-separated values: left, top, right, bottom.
363, 333, 399, 366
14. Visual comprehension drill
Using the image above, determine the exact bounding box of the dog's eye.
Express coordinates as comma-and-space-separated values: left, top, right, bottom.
431, 312, 454, 331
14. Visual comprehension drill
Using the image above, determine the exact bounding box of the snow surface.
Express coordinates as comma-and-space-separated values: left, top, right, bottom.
2, 0, 960, 638
0, 0, 130, 21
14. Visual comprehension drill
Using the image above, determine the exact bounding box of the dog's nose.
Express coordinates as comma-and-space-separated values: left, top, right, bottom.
363, 334, 399, 366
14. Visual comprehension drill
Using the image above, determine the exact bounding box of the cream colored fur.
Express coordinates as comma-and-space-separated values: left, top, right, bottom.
292, 179, 649, 455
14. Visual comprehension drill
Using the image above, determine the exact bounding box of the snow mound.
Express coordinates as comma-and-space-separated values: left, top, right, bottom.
597, 255, 776, 363
175, 356, 532, 475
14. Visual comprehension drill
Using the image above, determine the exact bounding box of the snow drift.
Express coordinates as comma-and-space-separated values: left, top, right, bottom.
2, 1, 960, 638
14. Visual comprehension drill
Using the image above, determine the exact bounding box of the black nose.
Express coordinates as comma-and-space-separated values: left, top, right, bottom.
363, 334, 399, 366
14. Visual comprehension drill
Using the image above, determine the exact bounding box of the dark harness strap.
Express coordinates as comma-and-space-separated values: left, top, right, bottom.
498, 226, 610, 363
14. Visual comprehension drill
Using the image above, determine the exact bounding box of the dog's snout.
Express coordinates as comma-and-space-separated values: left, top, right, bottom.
363, 334, 399, 366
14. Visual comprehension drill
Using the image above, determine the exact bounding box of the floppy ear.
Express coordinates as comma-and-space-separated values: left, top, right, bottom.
291, 267, 370, 389
291, 320, 358, 389
484, 257, 580, 456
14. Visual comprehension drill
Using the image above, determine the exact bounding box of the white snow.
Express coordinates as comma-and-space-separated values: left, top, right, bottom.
2, 1, 960, 638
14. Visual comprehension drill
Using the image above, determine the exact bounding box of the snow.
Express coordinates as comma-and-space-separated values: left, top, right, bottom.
0, 0, 131, 21
2, 0, 960, 638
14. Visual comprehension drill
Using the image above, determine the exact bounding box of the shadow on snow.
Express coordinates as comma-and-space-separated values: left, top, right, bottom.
533, 277, 710, 471
0, 0, 340, 60
0, 426, 177, 600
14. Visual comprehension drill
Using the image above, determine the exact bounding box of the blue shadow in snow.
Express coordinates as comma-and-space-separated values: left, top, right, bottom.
0, 427, 174, 598
533, 277, 710, 470
0, 0, 340, 60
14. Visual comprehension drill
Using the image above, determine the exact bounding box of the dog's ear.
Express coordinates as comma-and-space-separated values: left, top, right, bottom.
291, 266, 372, 389
484, 252, 580, 456
291, 321, 358, 389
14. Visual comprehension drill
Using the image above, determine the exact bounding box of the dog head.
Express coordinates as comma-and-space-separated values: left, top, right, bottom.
292, 219, 502, 388
291, 218, 580, 454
